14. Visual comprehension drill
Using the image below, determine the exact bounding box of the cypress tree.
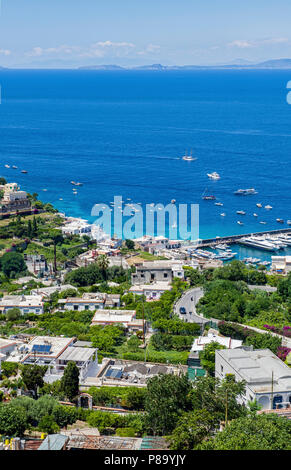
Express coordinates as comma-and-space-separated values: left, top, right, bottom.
61, 361, 80, 402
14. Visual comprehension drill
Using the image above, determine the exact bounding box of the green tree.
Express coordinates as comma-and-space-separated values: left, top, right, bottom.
48, 229, 63, 273
52, 405, 77, 428
0, 403, 28, 436
82, 235, 91, 249
125, 239, 135, 250
21, 364, 47, 398
0, 361, 19, 379
38, 414, 60, 434
170, 409, 220, 450
32, 216, 38, 237
0, 252, 26, 278
145, 374, 192, 435
199, 341, 226, 376
122, 388, 147, 410
190, 375, 246, 422
6, 308, 21, 322
27, 220, 33, 238
97, 254, 109, 281
61, 362, 79, 402
127, 335, 141, 352
200, 413, 291, 450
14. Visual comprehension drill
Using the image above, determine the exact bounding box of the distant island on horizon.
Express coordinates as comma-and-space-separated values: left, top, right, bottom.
2, 58, 291, 71
79, 58, 291, 70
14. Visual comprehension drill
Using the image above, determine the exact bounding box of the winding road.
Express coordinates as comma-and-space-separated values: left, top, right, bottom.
174, 286, 291, 348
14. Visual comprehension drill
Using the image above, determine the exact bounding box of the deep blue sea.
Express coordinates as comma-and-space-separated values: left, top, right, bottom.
0, 69, 291, 260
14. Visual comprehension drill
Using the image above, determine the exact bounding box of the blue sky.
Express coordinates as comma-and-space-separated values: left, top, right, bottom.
1, 0, 291, 67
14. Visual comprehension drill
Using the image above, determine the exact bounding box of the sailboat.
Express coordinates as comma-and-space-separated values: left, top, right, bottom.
182, 149, 197, 161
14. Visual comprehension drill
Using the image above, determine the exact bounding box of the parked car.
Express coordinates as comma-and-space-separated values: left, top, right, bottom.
179, 307, 186, 314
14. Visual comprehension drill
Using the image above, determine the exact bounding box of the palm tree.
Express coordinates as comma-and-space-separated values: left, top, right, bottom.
97, 254, 109, 281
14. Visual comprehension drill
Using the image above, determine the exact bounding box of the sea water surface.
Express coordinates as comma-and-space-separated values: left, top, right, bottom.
0, 69, 290, 247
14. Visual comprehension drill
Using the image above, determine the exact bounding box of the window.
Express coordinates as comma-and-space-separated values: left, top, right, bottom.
74, 305, 78, 311
85, 305, 89, 310
163, 273, 168, 278
221, 365, 224, 373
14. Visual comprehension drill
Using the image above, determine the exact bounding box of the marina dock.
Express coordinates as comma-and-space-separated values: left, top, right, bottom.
197, 228, 291, 248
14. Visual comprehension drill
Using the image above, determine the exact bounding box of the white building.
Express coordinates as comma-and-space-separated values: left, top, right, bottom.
215, 348, 291, 410
0, 295, 44, 315
131, 260, 184, 286
51, 346, 98, 382
0, 183, 31, 214
1, 183, 28, 203
129, 282, 172, 300
0, 337, 21, 359
61, 218, 92, 237
31, 284, 77, 299
271, 256, 291, 274
91, 309, 144, 332
58, 292, 120, 311
5, 335, 75, 365
191, 332, 243, 354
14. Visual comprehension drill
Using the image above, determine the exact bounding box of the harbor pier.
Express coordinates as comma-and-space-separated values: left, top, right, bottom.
197, 228, 291, 248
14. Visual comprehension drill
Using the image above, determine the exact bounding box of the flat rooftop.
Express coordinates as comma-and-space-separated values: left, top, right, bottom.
91, 309, 136, 325
191, 333, 243, 352
0, 295, 43, 307
6, 335, 75, 363
129, 283, 172, 292
57, 346, 96, 362
217, 348, 291, 393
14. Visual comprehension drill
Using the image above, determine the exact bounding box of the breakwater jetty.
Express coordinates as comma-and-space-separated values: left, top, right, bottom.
198, 228, 291, 248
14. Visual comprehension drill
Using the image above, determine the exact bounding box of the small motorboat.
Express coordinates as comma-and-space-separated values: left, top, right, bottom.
21, 170, 28, 174
237, 221, 244, 225
236, 210, 246, 215
207, 172, 220, 180
256, 203, 262, 208
265, 205, 273, 210
276, 218, 284, 224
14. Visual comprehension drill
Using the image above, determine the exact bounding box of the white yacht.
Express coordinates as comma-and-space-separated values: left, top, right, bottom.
253, 213, 258, 217
237, 221, 244, 225
265, 205, 273, 210
220, 213, 226, 217
236, 210, 246, 215
207, 172, 220, 180
234, 188, 257, 195
4, 164, 10, 168
215, 202, 223, 206
239, 237, 276, 251
256, 203, 262, 208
